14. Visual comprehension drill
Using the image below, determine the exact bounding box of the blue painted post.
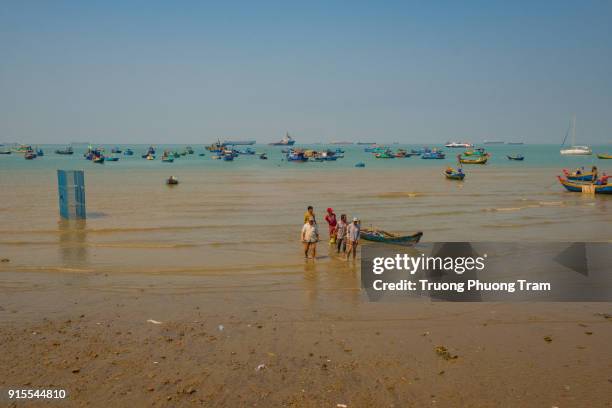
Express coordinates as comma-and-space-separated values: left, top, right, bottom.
57, 170, 86, 219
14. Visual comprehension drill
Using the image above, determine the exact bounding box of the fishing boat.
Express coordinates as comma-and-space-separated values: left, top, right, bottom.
422, 151, 445, 159
36, 148, 44, 156
286, 149, 308, 162
162, 156, 174, 163
361, 228, 423, 246
166, 176, 179, 185
463, 148, 487, 156
562, 168, 594, 181
93, 156, 104, 164
560, 115, 592, 155
445, 141, 473, 148
105, 156, 119, 162
557, 177, 611, 194
0, 150, 11, 155
444, 168, 465, 180
507, 155, 524, 161
24, 150, 37, 160
111, 147, 122, 154
355, 162, 365, 167
185, 146, 194, 154
55, 146, 74, 155
459, 155, 488, 164
223, 140, 256, 145
123, 148, 134, 156
198, 152, 206, 157
222, 154, 234, 161
374, 149, 395, 158
146, 154, 155, 160
141, 146, 156, 158
269, 133, 296, 146
597, 153, 612, 159
259, 153, 268, 160
12, 145, 33, 153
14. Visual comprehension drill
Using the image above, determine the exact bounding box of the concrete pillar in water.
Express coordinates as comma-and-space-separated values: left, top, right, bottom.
57, 170, 86, 219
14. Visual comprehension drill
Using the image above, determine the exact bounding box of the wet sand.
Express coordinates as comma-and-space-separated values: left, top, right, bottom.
1, 166, 611, 406
1, 269, 611, 407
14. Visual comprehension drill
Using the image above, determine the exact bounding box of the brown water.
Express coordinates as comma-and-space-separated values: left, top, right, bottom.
0, 167, 610, 276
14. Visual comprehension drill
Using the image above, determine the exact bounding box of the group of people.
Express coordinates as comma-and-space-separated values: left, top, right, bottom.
300, 206, 360, 260
574, 166, 609, 185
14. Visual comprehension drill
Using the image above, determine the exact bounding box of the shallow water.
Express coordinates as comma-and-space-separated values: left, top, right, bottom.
1, 144, 611, 276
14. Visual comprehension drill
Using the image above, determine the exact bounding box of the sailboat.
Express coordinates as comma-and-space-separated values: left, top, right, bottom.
560, 115, 592, 155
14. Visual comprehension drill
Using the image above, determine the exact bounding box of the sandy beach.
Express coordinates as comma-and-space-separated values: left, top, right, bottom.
1, 269, 611, 407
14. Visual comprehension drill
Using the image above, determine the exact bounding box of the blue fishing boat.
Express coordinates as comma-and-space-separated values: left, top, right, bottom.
286, 150, 308, 162
105, 156, 119, 162
444, 168, 465, 180
123, 148, 134, 156
361, 228, 423, 246
507, 155, 524, 161
422, 151, 445, 159
355, 162, 365, 167
222, 154, 234, 161
36, 148, 44, 156
562, 168, 594, 181
111, 147, 122, 153
557, 177, 611, 194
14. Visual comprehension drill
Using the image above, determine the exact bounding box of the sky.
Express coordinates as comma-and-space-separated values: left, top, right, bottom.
1, 1, 611, 144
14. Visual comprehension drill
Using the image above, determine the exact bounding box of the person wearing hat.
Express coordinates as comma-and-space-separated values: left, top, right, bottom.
301, 216, 319, 259
345, 217, 361, 261
324, 207, 337, 244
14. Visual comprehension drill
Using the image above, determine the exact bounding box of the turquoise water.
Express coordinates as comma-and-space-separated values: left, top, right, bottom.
1, 143, 611, 172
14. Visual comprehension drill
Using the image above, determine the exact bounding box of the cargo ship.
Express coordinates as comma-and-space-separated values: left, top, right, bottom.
269, 133, 295, 146
222, 140, 256, 145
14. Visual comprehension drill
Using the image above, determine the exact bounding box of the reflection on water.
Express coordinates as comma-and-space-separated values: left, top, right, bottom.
58, 219, 88, 266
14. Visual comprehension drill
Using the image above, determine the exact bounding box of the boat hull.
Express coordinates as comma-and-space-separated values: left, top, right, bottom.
444, 172, 465, 180
597, 154, 612, 159
361, 230, 423, 246
557, 177, 611, 194
459, 157, 488, 164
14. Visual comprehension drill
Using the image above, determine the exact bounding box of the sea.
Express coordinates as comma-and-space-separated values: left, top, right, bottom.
1, 143, 610, 278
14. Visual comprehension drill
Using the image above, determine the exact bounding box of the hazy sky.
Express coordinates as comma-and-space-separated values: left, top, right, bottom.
1, 1, 611, 144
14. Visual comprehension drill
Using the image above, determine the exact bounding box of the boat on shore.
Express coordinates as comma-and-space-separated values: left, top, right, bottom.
597, 153, 612, 159
361, 228, 423, 246
445, 141, 473, 148
269, 133, 295, 146
557, 177, 611, 194
507, 155, 524, 161
459, 155, 488, 164
166, 176, 179, 185
560, 115, 592, 155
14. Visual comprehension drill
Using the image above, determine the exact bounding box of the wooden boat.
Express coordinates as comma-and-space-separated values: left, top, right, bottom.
166, 176, 179, 185
507, 155, 524, 161
105, 156, 119, 162
374, 151, 395, 158
464, 148, 487, 156
597, 153, 612, 159
444, 169, 465, 180
162, 155, 174, 163
146, 154, 155, 160
557, 177, 611, 194
361, 228, 423, 246
562, 168, 594, 181
459, 156, 488, 164
93, 156, 104, 164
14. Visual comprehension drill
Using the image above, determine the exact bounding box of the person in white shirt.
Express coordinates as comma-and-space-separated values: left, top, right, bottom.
345, 217, 360, 261
335, 214, 348, 254
301, 217, 319, 259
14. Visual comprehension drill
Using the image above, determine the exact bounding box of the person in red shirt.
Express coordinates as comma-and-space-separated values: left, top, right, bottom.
324, 208, 337, 244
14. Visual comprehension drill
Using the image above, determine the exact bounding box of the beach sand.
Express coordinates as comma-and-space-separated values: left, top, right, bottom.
1, 166, 611, 406
1, 270, 611, 407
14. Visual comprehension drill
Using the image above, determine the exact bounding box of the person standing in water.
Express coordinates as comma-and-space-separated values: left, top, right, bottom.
345, 217, 361, 261
335, 214, 348, 254
301, 217, 319, 259
324, 208, 337, 244
304, 206, 316, 224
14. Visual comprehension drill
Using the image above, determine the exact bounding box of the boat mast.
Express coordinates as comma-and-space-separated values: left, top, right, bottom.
572, 114, 576, 146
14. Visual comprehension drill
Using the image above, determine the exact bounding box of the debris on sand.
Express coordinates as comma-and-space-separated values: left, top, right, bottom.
147, 319, 162, 325
434, 346, 458, 360
337, 404, 348, 408
0, 258, 10, 263
543, 336, 553, 343
218, 325, 224, 331
594, 313, 611, 320
255, 364, 266, 372
584, 331, 593, 335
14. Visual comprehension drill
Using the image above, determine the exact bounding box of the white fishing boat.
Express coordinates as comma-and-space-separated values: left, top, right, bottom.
560, 115, 591, 155
444, 141, 473, 148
